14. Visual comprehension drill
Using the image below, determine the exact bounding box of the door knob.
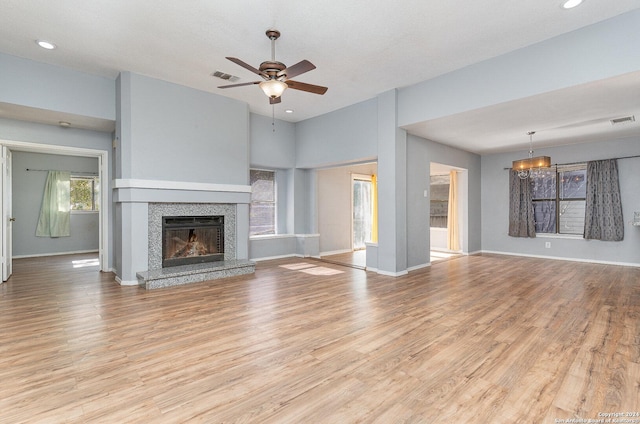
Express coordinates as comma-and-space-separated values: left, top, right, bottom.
9, 217, 15, 222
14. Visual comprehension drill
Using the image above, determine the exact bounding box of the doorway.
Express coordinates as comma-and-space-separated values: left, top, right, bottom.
429, 162, 467, 263
0, 139, 109, 281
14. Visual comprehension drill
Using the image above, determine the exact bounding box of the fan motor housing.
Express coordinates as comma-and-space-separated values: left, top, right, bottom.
259, 61, 286, 78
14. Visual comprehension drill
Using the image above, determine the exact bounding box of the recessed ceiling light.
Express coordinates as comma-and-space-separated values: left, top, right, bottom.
562, 0, 583, 9
285, 109, 294, 114
36, 39, 57, 50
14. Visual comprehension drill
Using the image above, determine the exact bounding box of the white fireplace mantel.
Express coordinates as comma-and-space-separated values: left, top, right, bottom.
113, 178, 251, 204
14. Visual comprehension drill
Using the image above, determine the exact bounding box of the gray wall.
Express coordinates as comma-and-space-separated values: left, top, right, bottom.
117, 72, 249, 184
0, 52, 115, 121
481, 136, 640, 265
0, 118, 113, 267
317, 163, 377, 254
406, 135, 481, 268
12, 151, 99, 257
114, 72, 252, 281
397, 10, 640, 127
295, 98, 378, 168
0, 117, 113, 152
250, 113, 296, 169
250, 113, 296, 234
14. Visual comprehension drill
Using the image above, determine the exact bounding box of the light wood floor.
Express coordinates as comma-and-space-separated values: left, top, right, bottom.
1, 253, 639, 423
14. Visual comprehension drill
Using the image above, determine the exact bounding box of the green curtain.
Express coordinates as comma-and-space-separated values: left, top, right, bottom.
36, 171, 71, 237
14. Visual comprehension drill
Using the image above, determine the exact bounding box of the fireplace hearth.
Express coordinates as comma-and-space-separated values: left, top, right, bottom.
162, 215, 224, 268
139, 203, 254, 289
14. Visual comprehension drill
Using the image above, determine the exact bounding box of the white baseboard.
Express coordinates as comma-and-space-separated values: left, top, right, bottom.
407, 263, 431, 272
481, 250, 640, 268
12, 249, 99, 259
320, 249, 353, 257
376, 269, 409, 277
115, 276, 139, 286
251, 254, 299, 262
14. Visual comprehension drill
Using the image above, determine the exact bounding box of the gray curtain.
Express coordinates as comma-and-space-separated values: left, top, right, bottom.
584, 159, 624, 241
508, 171, 536, 237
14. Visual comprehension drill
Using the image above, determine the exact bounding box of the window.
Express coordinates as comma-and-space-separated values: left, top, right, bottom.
352, 176, 373, 250
531, 165, 586, 235
250, 169, 276, 236
430, 174, 450, 228
70, 175, 100, 211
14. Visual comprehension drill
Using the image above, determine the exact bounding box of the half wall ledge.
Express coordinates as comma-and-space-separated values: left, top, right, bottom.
136, 259, 255, 290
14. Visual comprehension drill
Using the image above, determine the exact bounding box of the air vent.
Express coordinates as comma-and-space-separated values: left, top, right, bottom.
212, 70, 240, 83
610, 115, 636, 125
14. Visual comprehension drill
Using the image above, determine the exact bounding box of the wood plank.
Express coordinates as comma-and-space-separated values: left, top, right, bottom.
1, 253, 639, 422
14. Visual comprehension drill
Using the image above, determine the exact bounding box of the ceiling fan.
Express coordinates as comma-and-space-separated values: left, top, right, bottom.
218, 29, 328, 104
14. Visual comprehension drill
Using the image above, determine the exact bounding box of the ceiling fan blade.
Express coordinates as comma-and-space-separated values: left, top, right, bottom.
285, 80, 328, 95
226, 57, 267, 78
218, 81, 261, 89
269, 96, 282, 105
277, 60, 316, 79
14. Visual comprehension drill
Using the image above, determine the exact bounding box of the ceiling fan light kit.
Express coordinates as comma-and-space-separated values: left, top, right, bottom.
259, 80, 288, 98
218, 29, 327, 104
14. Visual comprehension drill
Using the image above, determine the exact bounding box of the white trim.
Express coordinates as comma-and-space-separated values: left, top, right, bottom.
251, 253, 299, 261
114, 178, 251, 193
351, 173, 373, 181
407, 263, 431, 272
251, 253, 322, 262
430, 247, 462, 254
365, 266, 378, 272
250, 234, 295, 240
376, 269, 409, 277
535, 233, 583, 240
1, 139, 107, 157
12, 249, 99, 259
320, 248, 352, 257
481, 250, 640, 268
115, 276, 139, 286
250, 234, 320, 240
0, 139, 110, 273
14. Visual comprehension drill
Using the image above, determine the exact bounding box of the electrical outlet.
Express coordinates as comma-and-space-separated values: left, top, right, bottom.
545, 241, 551, 248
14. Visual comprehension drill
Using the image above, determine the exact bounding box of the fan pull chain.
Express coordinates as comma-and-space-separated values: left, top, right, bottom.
272, 105, 275, 132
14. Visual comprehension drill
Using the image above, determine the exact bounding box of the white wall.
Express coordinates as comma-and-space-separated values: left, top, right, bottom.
317, 163, 377, 254
481, 136, 640, 266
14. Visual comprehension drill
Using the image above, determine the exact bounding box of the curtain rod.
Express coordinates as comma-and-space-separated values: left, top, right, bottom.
503, 154, 640, 170
25, 168, 98, 176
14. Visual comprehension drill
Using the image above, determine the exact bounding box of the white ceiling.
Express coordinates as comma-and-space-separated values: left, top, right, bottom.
1, 0, 639, 153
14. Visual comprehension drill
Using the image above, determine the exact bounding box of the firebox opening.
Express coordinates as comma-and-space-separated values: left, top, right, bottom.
162, 215, 224, 268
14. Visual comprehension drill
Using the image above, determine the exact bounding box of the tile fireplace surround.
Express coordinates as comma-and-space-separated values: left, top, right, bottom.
136, 202, 255, 289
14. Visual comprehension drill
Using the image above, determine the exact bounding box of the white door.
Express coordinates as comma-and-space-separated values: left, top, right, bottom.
1, 146, 12, 281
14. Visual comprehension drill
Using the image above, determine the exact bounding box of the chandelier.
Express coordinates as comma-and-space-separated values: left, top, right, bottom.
512, 131, 551, 179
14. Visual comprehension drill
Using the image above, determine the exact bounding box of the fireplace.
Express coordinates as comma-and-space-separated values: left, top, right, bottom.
162, 215, 224, 268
